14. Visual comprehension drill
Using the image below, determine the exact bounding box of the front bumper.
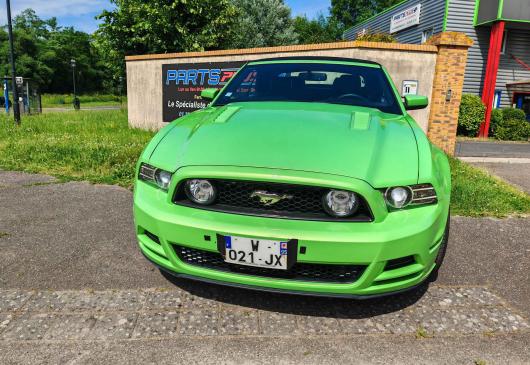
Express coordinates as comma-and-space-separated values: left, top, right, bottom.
133, 166, 449, 297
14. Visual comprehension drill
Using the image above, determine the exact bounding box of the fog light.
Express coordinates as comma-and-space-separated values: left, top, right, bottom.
385, 186, 412, 209
185, 179, 217, 205
322, 190, 359, 217
155, 170, 172, 190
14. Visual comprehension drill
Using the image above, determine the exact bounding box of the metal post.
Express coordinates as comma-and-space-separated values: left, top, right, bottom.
119, 76, 124, 108
26, 81, 30, 114
71, 59, 79, 110
478, 21, 505, 138
5, 0, 20, 125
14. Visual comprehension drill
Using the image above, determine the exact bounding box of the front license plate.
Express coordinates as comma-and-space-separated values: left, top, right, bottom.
223, 235, 289, 270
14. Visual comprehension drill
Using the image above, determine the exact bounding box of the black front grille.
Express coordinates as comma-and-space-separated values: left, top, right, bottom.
174, 245, 367, 284
173, 179, 373, 222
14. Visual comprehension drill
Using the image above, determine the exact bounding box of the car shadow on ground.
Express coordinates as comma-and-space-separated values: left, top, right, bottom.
160, 270, 428, 319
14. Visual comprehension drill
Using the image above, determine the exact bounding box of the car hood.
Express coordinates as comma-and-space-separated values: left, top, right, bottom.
150, 102, 419, 187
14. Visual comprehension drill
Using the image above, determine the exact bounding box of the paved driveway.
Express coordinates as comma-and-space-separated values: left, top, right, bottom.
1, 171, 529, 364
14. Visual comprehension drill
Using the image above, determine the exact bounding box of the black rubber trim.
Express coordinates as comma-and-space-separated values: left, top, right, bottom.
141, 251, 427, 300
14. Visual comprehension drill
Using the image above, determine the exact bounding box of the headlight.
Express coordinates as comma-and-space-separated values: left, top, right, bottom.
184, 179, 217, 205
384, 184, 437, 209
138, 163, 172, 191
322, 190, 359, 217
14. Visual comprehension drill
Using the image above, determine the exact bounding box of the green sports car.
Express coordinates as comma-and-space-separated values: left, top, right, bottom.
133, 57, 450, 298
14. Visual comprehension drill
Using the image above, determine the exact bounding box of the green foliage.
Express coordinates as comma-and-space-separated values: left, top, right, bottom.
355, 31, 397, 43
0, 110, 154, 188
493, 119, 530, 141
501, 107, 526, 122
0, 9, 106, 93
294, 14, 343, 44
228, 0, 298, 48
95, 0, 238, 89
490, 108, 504, 134
449, 157, 530, 217
330, 0, 403, 29
458, 94, 486, 136
489, 107, 529, 141
41, 94, 122, 107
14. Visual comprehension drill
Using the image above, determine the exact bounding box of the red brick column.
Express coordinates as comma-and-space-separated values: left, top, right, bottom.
426, 32, 473, 155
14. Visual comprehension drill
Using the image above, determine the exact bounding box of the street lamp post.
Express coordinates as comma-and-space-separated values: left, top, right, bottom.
119, 76, 124, 108
71, 59, 80, 110
5, 0, 20, 125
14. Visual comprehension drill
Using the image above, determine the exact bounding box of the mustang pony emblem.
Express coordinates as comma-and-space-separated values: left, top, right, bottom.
250, 191, 293, 206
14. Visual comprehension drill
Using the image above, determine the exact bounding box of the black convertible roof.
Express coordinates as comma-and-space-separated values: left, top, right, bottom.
248, 56, 381, 66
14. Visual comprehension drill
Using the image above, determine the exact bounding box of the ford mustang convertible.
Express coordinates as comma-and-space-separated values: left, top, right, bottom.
133, 56, 450, 298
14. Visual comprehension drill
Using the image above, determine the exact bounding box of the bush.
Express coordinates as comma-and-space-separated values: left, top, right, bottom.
490, 108, 503, 135
458, 94, 486, 136
493, 119, 530, 141
356, 32, 397, 43
501, 107, 526, 122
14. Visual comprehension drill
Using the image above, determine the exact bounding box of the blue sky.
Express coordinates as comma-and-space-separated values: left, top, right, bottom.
0, 0, 330, 34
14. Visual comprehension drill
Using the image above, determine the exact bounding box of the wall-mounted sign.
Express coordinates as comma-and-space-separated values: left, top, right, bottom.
390, 4, 421, 34
402, 80, 419, 95
162, 61, 245, 123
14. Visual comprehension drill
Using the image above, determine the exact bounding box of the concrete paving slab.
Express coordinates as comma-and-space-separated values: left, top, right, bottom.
0, 287, 527, 340
218, 308, 259, 335
178, 309, 219, 336
132, 312, 179, 338
259, 311, 302, 335
0, 290, 33, 312
86, 313, 137, 340
42, 314, 96, 340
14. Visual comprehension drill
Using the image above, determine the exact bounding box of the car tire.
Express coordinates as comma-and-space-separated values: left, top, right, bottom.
428, 212, 450, 282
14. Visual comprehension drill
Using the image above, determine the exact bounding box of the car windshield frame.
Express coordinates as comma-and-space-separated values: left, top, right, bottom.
213, 61, 404, 115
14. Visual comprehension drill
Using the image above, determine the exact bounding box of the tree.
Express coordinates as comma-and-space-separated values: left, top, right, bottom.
0, 9, 106, 93
95, 0, 238, 89
294, 14, 343, 45
227, 0, 298, 49
330, 0, 403, 30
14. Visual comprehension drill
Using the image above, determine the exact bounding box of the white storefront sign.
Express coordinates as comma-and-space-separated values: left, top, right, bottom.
390, 4, 421, 34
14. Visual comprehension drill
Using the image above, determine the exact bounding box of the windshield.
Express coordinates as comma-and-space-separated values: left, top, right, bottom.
213, 62, 402, 115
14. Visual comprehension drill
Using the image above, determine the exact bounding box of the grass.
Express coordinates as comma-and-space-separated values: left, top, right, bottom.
0, 110, 529, 217
41, 94, 125, 108
0, 110, 153, 188
450, 157, 530, 217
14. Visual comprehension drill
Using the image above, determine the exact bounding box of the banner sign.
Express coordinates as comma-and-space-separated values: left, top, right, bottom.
162, 61, 245, 123
389, 4, 421, 34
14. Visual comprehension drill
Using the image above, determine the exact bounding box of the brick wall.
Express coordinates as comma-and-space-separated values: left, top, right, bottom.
427, 32, 474, 155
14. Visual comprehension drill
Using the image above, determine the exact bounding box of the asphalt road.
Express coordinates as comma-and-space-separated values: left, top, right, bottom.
455, 140, 530, 158
1, 170, 529, 364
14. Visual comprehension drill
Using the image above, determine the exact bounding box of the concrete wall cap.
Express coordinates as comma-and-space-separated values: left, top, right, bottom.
125, 41, 438, 62
426, 32, 474, 48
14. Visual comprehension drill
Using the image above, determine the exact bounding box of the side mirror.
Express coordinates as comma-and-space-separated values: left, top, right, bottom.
201, 88, 220, 101
403, 95, 429, 110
